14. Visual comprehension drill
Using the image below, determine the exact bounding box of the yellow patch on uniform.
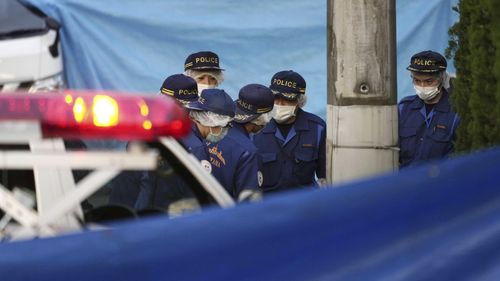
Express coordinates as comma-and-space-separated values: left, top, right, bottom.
436, 124, 447, 130
208, 145, 226, 165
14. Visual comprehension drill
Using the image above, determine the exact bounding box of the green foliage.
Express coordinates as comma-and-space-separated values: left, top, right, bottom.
447, 0, 500, 152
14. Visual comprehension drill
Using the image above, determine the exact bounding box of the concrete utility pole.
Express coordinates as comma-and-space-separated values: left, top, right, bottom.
326, 0, 398, 184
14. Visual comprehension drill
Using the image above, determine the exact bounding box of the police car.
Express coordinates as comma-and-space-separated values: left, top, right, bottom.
0, 91, 234, 241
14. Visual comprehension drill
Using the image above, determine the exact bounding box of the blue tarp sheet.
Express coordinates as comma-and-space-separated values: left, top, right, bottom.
397, 0, 459, 100
24, 0, 459, 120
1, 147, 500, 280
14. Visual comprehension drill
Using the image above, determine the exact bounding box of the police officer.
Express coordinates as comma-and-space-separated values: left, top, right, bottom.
232, 84, 275, 198
110, 74, 200, 210
399, 50, 460, 168
158, 73, 206, 154
253, 70, 326, 192
184, 51, 224, 93
187, 89, 261, 200
233, 84, 275, 135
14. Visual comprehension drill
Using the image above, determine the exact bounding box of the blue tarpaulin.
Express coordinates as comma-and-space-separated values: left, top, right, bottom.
1, 147, 500, 280
396, 0, 459, 100
23, 0, 459, 120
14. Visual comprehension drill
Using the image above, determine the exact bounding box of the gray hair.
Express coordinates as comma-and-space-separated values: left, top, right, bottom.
441, 71, 454, 90
297, 94, 307, 108
184, 69, 225, 85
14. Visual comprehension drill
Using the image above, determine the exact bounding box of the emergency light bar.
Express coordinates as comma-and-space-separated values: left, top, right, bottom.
0, 91, 192, 140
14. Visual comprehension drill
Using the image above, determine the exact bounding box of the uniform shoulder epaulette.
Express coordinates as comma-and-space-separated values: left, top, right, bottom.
303, 111, 326, 127
399, 95, 417, 104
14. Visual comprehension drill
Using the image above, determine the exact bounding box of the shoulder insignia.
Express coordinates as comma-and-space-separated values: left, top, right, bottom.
399, 95, 417, 104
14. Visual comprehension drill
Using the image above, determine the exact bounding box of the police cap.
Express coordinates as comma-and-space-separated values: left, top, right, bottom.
234, 84, 274, 123
407, 50, 447, 73
269, 70, 306, 101
159, 74, 198, 105
186, 88, 235, 117
184, 51, 224, 71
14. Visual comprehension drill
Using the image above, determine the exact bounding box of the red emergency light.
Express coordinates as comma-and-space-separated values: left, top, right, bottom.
0, 91, 192, 140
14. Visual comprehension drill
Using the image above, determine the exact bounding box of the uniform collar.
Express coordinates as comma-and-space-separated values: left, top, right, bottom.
262, 120, 277, 134
191, 123, 203, 138
434, 89, 450, 112
293, 108, 309, 131
231, 121, 249, 137
410, 88, 450, 112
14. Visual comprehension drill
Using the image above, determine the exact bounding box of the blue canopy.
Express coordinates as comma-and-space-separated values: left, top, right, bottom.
23, 0, 459, 121
1, 147, 500, 281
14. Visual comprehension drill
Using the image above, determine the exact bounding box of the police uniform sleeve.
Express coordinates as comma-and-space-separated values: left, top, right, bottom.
316, 121, 327, 179
397, 95, 416, 166
398, 95, 416, 115
134, 171, 156, 210
234, 150, 260, 197
445, 113, 461, 157
109, 170, 143, 208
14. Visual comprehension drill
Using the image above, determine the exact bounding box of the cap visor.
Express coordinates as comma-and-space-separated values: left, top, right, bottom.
272, 91, 299, 101
406, 66, 441, 73
234, 107, 258, 123
191, 66, 225, 71
177, 99, 192, 107
185, 101, 204, 111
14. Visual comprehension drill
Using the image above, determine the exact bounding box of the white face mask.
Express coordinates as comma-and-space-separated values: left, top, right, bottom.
273, 104, 297, 124
197, 83, 216, 94
206, 127, 228, 143
249, 111, 274, 134
251, 112, 273, 126
414, 85, 440, 101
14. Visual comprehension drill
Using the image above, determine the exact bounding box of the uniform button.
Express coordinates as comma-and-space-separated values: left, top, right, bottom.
420, 138, 423, 141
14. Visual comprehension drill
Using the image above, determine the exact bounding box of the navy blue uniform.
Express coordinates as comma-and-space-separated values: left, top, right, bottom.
109, 170, 145, 208
134, 170, 194, 210
111, 162, 195, 211
198, 123, 260, 199
181, 124, 205, 155
253, 108, 326, 192
134, 125, 206, 210
398, 90, 460, 168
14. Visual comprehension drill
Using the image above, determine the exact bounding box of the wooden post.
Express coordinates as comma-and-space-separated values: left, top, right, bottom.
326, 0, 398, 184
